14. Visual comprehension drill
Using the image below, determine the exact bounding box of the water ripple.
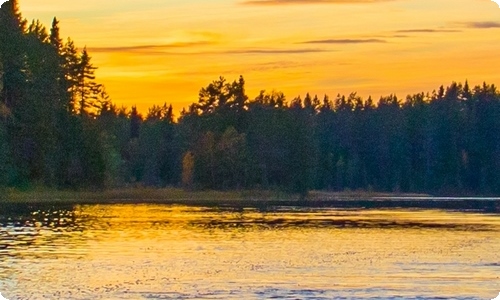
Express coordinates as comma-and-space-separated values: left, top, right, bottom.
0, 204, 499, 299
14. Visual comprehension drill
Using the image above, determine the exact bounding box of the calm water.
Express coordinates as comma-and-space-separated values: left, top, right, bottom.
0, 203, 499, 299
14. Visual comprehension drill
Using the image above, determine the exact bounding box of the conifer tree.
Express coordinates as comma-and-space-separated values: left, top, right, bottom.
62, 38, 80, 112
76, 47, 100, 115
0, 0, 27, 110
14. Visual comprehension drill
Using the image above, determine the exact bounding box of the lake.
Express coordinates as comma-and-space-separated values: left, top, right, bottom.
0, 202, 499, 299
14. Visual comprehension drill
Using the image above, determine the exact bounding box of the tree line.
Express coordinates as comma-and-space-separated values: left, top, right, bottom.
1, 1, 499, 195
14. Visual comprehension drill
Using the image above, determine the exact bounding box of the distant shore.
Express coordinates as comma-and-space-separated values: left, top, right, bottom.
0, 187, 432, 204
2, 188, 499, 212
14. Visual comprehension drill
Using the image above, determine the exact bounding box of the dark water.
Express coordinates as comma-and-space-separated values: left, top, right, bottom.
0, 203, 499, 299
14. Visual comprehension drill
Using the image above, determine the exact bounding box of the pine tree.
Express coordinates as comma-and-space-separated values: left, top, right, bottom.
62, 38, 80, 112
0, 0, 27, 110
49, 18, 62, 51
76, 47, 100, 115
130, 106, 141, 139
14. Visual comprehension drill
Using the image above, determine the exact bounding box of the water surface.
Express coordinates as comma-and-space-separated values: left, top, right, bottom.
0, 203, 499, 299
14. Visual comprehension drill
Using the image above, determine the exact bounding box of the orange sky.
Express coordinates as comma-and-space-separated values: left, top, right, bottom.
20, 0, 500, 114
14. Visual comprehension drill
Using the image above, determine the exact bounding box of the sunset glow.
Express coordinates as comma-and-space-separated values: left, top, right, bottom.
21, 0, 500, 113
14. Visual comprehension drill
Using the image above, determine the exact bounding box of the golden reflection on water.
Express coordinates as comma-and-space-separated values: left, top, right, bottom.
0, 204, 499, 299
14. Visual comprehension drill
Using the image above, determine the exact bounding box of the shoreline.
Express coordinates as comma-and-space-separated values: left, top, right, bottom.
0, 187, 432, 203
1, 188, 498, 212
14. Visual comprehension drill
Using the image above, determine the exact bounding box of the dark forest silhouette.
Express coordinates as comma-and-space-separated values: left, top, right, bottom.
1, 1, 499, 195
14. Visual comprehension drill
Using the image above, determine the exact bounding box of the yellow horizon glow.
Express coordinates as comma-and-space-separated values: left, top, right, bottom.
19, 0, 500, 114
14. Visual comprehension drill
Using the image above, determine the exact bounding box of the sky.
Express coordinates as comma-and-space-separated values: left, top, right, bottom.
20, 0, 500, 114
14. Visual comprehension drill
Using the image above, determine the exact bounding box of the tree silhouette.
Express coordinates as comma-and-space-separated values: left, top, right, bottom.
1, 1, 500, 195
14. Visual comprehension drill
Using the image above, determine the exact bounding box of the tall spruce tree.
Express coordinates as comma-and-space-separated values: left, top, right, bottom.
0, 0, 27, 110
76, 47, 100, 116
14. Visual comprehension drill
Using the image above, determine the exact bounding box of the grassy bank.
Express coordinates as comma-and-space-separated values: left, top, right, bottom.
0, 187, 297, 204
0, 187, 432, 205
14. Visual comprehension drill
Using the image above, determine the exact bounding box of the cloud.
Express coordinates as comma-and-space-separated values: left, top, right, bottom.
224, 48, 329, 54
87, 42, 213, 53
174, 60, 305, 76
395, 29, 461, 33
242, 0, 392, 4
463, 21, 500, 29
87, 44, 328, 56
300, 38, 386, 44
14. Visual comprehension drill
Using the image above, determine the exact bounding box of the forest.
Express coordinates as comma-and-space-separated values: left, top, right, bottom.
1, 1, 499, 196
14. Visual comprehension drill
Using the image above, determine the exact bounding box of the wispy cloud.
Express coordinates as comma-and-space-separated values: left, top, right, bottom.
300, 38, 386, 44
463, 21, 500, 29
395, 29, 461, 33
88, 42, 213, 53
242, 0, 393, 4
175, 60, 310, 76
87, 44, 328, 56
224, 48, 329, 54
